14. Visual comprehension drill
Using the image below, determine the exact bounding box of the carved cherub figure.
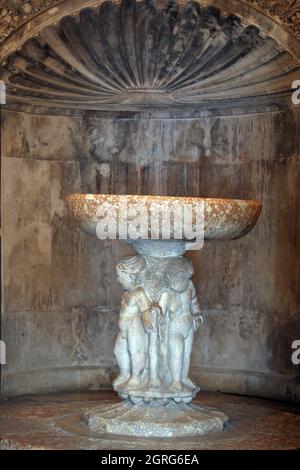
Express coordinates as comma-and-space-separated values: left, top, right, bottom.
159, 257, 203, 392
113, 255, 151, 390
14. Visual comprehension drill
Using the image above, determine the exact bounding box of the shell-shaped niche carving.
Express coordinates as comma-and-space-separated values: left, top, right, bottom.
1, 0, 299, 109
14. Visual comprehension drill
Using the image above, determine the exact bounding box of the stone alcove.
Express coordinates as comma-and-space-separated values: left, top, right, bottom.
1, 0, 300, 402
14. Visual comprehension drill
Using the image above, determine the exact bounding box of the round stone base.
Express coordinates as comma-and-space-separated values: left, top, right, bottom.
83, 400, 228, 437
116, 384, 200, 404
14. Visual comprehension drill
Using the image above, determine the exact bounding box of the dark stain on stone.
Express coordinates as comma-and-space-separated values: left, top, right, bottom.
274, 110, 297, 159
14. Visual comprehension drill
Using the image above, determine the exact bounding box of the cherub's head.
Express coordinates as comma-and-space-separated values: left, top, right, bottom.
116, 255, 146, 290
166, 257, 194, 293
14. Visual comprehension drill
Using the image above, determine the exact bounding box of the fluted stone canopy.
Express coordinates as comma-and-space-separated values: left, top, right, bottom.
1, 0, 299, 110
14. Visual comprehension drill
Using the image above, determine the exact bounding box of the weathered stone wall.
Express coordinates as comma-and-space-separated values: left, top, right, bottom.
1, 106, 300, 400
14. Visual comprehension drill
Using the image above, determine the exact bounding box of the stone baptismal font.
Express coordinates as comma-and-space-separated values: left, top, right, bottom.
67, 194, 262, 437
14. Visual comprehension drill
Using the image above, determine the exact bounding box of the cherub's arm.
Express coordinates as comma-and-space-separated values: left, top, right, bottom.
132, 288, 162, 332
158, 291, 169, 317
189, 281, 200, 314
136, 287, 152, 313
189, 281, 203, 330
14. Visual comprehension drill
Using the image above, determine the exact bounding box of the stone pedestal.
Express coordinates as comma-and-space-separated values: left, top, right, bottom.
84, 400, 228, 438
66, 195, 261, 437
85, 240, 228, 437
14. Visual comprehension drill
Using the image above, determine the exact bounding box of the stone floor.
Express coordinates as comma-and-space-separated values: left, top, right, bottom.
1, 390, 300, 450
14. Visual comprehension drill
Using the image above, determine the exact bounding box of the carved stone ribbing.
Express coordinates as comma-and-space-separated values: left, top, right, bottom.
1, 0, 299, 110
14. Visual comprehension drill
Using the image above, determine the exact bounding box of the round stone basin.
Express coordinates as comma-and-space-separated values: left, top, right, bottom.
66, 194, 261, 242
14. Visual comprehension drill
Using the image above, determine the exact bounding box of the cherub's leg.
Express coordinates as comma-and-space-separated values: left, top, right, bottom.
182, 327, 197, 389
113, 332, 131, 388
126, 319, 146, 388
148, 331, 160, 388
168, 331, 184, 392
